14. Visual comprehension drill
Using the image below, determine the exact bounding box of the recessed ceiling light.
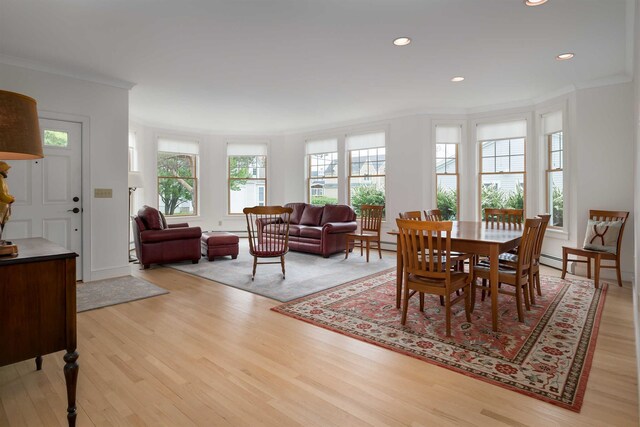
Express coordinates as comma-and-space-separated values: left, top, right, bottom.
393, 37, 411, 46
556, 52, 575, 60
524, 0, 548, 6
451, 76, 465, 82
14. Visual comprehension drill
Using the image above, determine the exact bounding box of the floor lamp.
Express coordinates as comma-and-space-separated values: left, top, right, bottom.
128, 171, 144, 262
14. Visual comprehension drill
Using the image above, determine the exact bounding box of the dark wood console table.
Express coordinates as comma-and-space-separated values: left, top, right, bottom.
0, 238, 79, 426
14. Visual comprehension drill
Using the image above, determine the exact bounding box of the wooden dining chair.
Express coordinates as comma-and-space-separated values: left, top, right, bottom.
424, 209, 443, 221
561, 210, 629, 288
399, 211, 422, 220
473, 218, 541, 322
345, 204, 384, 262
396, 219, 473, 336
498, 214, 551, 305
244, 205, 293, 280
484, 208, 524, 229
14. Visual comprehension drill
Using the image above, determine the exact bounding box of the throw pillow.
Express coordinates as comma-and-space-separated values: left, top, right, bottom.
300, 205, 324, 226
583, 219, 623, 254
138, 205, 163, 230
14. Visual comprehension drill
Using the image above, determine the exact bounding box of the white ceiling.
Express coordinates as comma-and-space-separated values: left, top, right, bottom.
0, 0, 631, 134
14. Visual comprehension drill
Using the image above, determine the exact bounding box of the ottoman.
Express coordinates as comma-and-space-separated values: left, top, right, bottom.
201, 232, 239, 261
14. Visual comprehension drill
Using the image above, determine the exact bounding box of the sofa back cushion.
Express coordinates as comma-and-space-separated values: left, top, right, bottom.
137, 205, 165, 230
321, 204, 356, 225
284, 202, 307, 225
300, 205, 324, 226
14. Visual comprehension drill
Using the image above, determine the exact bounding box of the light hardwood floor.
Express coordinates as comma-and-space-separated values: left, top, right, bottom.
1, 259, 637, 426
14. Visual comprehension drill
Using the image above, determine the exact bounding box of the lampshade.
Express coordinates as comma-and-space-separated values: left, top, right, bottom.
0, 90, 43, 160
128, 171, 144, 189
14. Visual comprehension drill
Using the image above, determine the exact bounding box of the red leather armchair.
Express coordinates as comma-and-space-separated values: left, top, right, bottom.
132, 205, 202, 269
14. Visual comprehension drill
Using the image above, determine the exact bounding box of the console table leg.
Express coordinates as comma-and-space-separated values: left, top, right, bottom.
63, 350, 79, 427
35, 355, 42, 370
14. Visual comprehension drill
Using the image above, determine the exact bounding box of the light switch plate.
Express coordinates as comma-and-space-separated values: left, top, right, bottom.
94, 188, 113, 198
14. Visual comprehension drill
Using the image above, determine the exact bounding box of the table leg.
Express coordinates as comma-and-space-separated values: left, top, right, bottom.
490, 245, 499, 332
396, 235, 402, 309
64, 350, 79, 427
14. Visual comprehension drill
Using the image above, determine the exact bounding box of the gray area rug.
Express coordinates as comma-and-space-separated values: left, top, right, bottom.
77, 276, 169, 312
168, 239, 396, 302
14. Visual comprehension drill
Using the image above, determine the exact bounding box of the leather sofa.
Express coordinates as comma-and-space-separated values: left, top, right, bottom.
260, 203, 357, 257
132, 205, 202, 268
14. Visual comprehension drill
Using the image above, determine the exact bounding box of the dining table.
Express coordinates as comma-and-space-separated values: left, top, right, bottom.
388, 221, 523, 332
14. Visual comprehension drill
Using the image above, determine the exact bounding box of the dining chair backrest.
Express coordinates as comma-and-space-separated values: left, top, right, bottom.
396, 219, 453, 281
485, 208, 523, 229
399, 211, 422, 220
244, 205, 292, 256
424, 209, 443, 221
589, 210, 629, 257
360, 205, 384, 234
515, 218, 542, 276
533, 214, 551, 263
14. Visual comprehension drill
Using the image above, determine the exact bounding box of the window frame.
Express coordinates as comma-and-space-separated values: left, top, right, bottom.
156, 150, 199, 217
478, 136, 527, 217
545, 131, 564, 229
307, 150, 339, 206
227, 154, 268, 215
435, 143, 460, 219
347, 146, 386, 210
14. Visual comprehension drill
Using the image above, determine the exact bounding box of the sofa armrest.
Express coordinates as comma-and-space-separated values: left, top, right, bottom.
323, 222, 358, 234
140, 226, 202, 243
167, 223, 190, 228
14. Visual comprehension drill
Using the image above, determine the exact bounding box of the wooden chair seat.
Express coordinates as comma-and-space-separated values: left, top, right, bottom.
407, 272, 469, 288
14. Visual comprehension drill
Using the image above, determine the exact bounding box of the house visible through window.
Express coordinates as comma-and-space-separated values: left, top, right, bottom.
543, 111, 564, 228
435, 124, 461, 220
157, 138, 199, 216
228, 143, 268, 214
347, 132, 386, 216
307, 138, 338, 206
477, 120, 527, 218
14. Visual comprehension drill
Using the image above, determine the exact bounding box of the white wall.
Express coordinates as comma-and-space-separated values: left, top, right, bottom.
0, 62, 130, 281
632, 0, 640, 411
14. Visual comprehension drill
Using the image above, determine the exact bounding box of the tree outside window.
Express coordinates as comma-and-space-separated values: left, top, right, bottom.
546, 131, 563, 227
157, 152, 197, 216
435, 143, 458, 220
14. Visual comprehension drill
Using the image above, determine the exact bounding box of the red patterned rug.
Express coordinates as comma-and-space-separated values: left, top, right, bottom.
272, 268, 607, 412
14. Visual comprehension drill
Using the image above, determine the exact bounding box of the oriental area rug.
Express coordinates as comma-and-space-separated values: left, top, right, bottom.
272, 269, 607, 412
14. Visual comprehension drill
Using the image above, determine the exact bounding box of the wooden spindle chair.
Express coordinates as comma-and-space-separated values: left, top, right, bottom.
424, 209, 443, 221
473, 218, 542, 322
484, 208, 523, 229
399, 211, 422, 220
244, 205, 293, 280
345, 205, 384, 262
396, 219, 473, 336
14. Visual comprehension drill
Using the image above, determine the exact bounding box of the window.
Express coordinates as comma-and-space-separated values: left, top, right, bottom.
477, 120, 527, 218
543, 111, 563, 228
307, 138, 338, 206
347, 132, 385, 216
157, 138, 198, 216
128, 131, 138, 172
435, 125, 461, 220
44, 129, 69, 148
228, 143, 268, 214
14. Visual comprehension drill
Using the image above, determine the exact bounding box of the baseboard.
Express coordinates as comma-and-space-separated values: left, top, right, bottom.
87, 265, 131, 282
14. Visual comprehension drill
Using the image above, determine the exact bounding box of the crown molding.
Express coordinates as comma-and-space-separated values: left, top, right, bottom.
0, 54, 136, 90
573, 73, 633, 90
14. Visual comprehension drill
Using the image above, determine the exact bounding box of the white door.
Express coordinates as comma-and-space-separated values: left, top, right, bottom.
4, 118, 83, 279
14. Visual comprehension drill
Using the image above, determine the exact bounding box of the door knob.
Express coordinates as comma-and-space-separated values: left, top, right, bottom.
67, 207, 80, 214
73, 196, 80, 202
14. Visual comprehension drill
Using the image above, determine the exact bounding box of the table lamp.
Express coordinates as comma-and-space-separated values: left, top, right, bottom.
0, 90, 44, 256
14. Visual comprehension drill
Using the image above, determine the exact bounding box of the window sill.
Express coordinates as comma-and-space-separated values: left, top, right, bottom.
545, 227, 569, 241
166, 215, 201, 221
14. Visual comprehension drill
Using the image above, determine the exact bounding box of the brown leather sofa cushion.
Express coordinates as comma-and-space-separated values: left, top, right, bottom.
285, 203, 307, 225
138, 205, 164, 230
300, 205, 323, 225
299, 226, 323, 239
321, 204, 356, 225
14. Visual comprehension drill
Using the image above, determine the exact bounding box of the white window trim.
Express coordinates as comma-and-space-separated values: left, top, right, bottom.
225, 140, 270, 216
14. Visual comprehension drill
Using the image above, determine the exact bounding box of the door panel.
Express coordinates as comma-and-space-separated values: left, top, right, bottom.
4, 118, 83, 279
